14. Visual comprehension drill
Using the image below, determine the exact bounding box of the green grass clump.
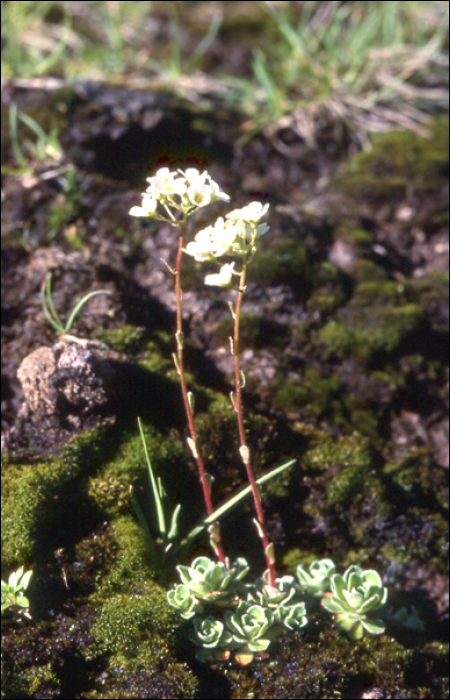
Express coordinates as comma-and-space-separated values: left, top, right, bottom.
2, 2, 446, 143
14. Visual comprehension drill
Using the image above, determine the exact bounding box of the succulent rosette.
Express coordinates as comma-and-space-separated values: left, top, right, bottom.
386, 605, 425, 632
321, 565, 388, 640
224, 601, 276, 656
176, 556, 249, 604
252, 572, 299, 608
189, 615, 234, 649
275, 602, 308, 632
167, 584, 198, 620
296, 558, 336, 597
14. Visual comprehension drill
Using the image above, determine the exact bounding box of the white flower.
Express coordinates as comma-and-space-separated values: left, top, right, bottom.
185, 217, 241, 261
187, 183, 213, 208
209, 180, 231, 203
129, 193, 158, 217
226, 202, 269, 224
179, 168, 230, 207
146, 167, 187, 198
205, 262, 235, 287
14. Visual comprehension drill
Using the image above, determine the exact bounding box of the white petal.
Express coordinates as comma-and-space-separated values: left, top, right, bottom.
226, 202, 269, 223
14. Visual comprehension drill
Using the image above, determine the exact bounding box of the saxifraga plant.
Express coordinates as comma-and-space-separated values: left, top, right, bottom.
1, 566, 33, 623
129, 167, 396, 664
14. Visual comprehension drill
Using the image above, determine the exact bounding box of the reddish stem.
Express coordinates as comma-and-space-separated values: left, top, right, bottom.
232, 265, 276, 588
174, 225, 227, 566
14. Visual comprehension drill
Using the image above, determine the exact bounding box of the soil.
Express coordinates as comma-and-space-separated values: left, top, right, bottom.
1, 77, 448, 699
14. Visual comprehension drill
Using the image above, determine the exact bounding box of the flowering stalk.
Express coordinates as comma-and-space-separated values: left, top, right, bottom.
174, 218, 227, 566
184, 200, 273, 584
130, 167, 230, 565
231, 260, 276, 588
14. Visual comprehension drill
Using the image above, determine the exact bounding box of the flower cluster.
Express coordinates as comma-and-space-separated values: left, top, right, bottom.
129, 167, 230, 221
184, 202, 269, 286
130, 167, 269, 286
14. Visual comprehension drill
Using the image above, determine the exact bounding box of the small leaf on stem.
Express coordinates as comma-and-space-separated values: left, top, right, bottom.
253, 518, 265, 539
239, 445, 250, 463
187, 437, 198, 459
205, 472, 214, 495
160, 257, 176, 274
172, 353, 181, 375
176, 330, 184, 349
265, 542, 275, 564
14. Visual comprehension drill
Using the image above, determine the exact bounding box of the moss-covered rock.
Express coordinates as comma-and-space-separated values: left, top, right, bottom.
205, 627, 435, 699
90, 584, 178, 669
336, 115, 449, 224
1, 427, 112, 566
318, 280, 426, 362
86, 582, 198, 698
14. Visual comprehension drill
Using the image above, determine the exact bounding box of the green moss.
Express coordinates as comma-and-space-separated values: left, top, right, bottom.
85, 422, 188, 534
23, 661, 60, 698
91, 583, 178, 669
350, 259, 388, 283
1, 422, 182, 566
318, 280, 426, 362
213, 311, 286, 351
248, 240, 311, 296
306, 261, 351, 314
273, 367, 343, 419
220, 630, 420, 699
336, 115, 449, 221
334, 222, 375, 252
300, 432, 392, 552
380, 448, 449, 569
194, 395, 295, 491
384, 447, 448, 507
414, 271, 449, 333
306, 433, 380, 508
1, 427, 111, 565
213, 311, 262, 350
88, 582, 199, 698
1, 655, 61, 699
1, 651, 30, 700
273, 365, 390, 439
84, 516, 155, 595
96, 324, 147, 354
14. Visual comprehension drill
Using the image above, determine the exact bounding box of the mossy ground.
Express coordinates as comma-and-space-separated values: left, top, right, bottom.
1, 79, 448, 700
